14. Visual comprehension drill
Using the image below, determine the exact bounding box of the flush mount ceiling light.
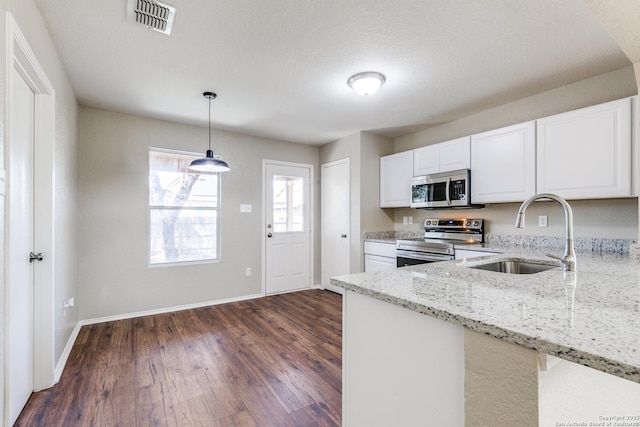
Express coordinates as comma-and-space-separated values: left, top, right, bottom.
347, 71, 386, 96
189, 92, 230, 173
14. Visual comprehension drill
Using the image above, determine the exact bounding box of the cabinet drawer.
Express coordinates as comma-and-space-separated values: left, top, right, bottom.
364, 241, 397, 258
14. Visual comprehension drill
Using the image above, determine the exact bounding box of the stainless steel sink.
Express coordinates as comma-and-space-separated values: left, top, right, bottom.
469, 260, 558, 274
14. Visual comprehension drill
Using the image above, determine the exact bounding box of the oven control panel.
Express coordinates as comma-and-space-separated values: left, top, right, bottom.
423, 218, 483, 230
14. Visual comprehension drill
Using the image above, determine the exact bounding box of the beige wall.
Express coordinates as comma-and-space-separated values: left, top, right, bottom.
395, 199, 638, 240
395, 67, 637, 151
360, 133, 395, 236
393, 67, 639, 240
319, 132, 394, 273
78, 107, 319, 319
0, 0, 79, 418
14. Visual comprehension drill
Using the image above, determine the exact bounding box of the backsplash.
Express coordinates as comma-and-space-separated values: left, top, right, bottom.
363, 230, 422, 240
485, 234, 635, 254
363, 230, 636, 255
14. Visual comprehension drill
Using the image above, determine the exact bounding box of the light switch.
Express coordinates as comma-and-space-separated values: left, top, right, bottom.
240, 204, 252, 213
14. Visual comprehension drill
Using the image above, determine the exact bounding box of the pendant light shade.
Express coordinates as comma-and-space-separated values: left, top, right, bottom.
189, 92, 230, 173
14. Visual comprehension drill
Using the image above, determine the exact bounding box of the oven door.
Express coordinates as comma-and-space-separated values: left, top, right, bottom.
396, 250, 454, 267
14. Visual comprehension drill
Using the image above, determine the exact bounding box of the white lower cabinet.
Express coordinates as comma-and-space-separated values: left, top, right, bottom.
343, 291, 464, 426
363, 241, 396, 272
536, 97, 632, 199
471, 121, 536, 203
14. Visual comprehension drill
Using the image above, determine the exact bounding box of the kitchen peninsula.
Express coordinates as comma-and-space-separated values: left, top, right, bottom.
331, 250, 640, 426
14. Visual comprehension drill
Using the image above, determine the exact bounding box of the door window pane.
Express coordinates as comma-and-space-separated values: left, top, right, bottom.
272, 175, 304, 232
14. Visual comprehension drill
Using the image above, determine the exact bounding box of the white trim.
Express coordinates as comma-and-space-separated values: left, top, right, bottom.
80, 293, 263, 326
54, 322, 82, 382
261, 160, 315, 296
5, 13, 57, 421
322, 284, 345, 295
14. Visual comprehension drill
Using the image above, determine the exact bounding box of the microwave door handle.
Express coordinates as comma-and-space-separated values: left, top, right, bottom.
446, 178, 451, 205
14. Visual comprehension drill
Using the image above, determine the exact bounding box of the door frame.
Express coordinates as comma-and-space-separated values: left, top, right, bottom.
261, 160, 314, 295
5, 11, 56, 406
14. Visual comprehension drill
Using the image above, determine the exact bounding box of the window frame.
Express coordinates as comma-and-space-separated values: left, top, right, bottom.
148, 147, 222, 267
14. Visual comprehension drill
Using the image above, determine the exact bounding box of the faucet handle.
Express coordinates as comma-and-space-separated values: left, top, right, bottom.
545, 253, 562, 261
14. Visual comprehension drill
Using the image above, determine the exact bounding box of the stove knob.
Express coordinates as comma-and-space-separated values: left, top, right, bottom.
474, 220, 480, 226
426, 220, 431, 225
465, 220, 471, 227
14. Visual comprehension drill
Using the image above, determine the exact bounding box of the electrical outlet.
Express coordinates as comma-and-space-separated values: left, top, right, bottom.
538, 215, 548, 227
240, 204, 252, 213
245, 267, 252, 276
403, 216, 408, 225
408, 216, 413, 225
62, 297, 74, 317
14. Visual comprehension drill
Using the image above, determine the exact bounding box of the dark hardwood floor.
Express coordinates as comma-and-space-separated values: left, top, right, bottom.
16, 289, 342, 426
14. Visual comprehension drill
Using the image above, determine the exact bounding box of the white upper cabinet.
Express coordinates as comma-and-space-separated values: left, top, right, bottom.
471, 121, 536, 203
413, 145, 439, 176
413, 137, 470, 176
536, 98, 632, 200
380, 150, 413, 208
439, 137, 471, 172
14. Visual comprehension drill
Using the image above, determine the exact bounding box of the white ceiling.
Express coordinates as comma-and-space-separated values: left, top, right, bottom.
33, 0, 631, 145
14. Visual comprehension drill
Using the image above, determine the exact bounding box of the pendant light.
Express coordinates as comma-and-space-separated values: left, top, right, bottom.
189, 92, 230, 172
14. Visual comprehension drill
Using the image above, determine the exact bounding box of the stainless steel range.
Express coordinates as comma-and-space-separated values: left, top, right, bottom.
396, 218, 484, 267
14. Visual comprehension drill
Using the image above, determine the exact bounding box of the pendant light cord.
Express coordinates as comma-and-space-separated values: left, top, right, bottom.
208, 96, 212, 151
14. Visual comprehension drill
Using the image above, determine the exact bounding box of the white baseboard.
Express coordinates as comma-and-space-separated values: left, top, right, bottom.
54, 292, 263, 381
81, 292, 264, 326
323, 284, 344, 295
55, 321, 82, 382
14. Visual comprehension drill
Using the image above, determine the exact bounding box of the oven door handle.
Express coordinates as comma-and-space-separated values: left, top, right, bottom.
445, 177, 451, 206
396, 250, 453, 262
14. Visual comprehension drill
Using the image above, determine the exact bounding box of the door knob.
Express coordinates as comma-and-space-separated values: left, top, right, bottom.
267, 233, 273, 238
341, 234, 347, 238
29, 252, 43, 263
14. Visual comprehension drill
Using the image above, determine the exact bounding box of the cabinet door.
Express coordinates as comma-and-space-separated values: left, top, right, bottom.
364, 254, 396, 272
439, 136, 471, 172
471, 121, 536, 203
380, 151, 413, 208
537, 98, 632, 199
413, 145, 439, 176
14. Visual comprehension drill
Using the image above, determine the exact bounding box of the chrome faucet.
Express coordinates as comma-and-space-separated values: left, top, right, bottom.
514, 193, 576, 271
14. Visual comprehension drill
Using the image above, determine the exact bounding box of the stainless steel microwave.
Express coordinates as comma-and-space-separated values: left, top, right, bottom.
411, 169, 483, 209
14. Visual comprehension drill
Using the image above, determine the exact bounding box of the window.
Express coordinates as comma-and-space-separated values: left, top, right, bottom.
272, 175, 304, 232
148, 149, 220, 265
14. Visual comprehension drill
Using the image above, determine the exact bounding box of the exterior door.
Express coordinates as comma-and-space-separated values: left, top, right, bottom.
8, 65, 36, 425
321, 158, 350, 292
265, 162, 312, 294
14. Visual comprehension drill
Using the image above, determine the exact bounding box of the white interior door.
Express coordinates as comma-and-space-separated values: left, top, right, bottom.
321, 158, 350, 292
8, 65, 36, 425
264, 162, 312, 294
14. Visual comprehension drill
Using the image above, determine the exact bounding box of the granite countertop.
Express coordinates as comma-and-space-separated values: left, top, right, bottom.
331, 250, 640, 384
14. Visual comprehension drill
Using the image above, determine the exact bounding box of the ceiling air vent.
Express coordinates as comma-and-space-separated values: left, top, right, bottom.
127, 0, 176, 35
